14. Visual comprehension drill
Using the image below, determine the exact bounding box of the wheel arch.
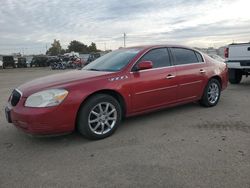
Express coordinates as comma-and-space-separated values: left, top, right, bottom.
75, 89, 127, 127
210, 75, 222, 87
201, 75, 222, 99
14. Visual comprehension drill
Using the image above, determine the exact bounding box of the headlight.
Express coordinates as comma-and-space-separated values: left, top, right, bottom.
25, 89, 68, 107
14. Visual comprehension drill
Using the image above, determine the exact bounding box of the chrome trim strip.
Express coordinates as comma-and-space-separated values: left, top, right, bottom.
180, 80, 202, 86
130, 65, 175, 73
174, 62, 205, 67
135, 85, 178, 95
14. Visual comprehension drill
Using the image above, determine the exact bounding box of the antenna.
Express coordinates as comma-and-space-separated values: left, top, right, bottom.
123, 33, 126, 48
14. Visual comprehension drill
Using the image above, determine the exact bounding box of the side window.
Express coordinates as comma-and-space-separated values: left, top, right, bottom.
195, 52, 204, 62
171, 48, 199, 65
134, 48, 171, 70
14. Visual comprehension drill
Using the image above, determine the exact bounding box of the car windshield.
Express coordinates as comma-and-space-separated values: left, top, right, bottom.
83, 48, 141, 72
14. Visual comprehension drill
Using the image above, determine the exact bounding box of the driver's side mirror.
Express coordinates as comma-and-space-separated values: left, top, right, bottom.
136, 61, 153, 71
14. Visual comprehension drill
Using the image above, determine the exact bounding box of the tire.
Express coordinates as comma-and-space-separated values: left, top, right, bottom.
77, 94, 122, 140
200, 78, 221, 107
229, 69, 242, 84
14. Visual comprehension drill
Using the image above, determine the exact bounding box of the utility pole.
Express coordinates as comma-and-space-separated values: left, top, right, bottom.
123, 33, 126, 48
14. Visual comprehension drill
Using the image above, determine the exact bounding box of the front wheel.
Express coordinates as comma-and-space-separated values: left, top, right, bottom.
200, 79, 221, 107
77, 94, 122, 140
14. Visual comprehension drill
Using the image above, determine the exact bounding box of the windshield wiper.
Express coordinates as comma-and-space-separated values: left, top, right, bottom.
86, 68, 101, 71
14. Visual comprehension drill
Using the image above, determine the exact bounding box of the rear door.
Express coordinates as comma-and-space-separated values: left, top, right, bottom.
130, 48, 178, 112
170, 48, 207, 101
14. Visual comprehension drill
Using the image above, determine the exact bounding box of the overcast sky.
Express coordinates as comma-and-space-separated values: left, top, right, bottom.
0, 0, 249, 54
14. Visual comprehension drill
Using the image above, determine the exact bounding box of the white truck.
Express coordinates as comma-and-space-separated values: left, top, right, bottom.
225, 42, 250, 84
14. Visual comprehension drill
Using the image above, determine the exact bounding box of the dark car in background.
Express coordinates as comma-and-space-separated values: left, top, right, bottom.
2, 56, 16, 69
16, 57, 27, 68
30, 56, 49, 67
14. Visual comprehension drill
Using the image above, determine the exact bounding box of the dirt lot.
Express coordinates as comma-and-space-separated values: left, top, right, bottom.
0, 68, 250, 188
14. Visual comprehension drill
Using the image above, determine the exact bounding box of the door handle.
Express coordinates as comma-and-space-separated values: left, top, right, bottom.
200, 69, 206, 74
166, 74, 175, 79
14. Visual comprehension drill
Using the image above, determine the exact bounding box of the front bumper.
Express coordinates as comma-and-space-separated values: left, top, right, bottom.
5, 98, 77, 135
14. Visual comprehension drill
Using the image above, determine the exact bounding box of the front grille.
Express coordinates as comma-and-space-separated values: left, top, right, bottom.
10, 89, 21, 106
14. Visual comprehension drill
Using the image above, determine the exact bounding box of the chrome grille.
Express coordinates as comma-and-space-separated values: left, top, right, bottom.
10, 89, 22, 106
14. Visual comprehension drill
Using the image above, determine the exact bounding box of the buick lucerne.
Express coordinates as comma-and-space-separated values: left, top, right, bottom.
5, 45, 228, 139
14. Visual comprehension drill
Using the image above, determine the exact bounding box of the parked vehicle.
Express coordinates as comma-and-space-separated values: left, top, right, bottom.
79, 54, 90, 63
5, 45, 228, 140
2, 56, 15, 69
86, 52, 101, 64
72, 58, 84, 68
225, 43, 250, 84
64, 56, 78, 69
30, 56, 49, 67
17, 57, 27, 68
50, 61, 66, 70
50, 56, 85, 70
25, 56, 33, 67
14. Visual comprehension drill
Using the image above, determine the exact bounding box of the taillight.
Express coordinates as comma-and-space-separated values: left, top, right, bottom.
224, 47, 229, 58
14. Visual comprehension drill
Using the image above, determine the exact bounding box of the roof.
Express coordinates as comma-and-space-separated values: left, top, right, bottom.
126, 44, 195, 50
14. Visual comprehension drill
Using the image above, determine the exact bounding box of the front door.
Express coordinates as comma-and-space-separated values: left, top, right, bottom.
130, 48, 178, 112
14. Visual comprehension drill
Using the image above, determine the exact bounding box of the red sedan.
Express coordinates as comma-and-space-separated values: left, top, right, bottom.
5, 45, 228, 139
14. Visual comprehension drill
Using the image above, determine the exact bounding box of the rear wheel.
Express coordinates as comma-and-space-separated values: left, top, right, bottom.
77, 94, 122, 140
229, 69, 242, 84
200, 79, 221, 107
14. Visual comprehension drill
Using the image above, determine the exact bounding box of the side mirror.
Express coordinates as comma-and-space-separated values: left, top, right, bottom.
137, 61, 153, 71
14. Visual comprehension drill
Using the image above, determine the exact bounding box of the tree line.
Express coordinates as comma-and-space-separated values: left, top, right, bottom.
46, 39, 100, 56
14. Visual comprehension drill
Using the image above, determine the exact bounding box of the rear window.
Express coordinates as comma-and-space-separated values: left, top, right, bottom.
171, 48, 199, 65
195, 52, 204, 62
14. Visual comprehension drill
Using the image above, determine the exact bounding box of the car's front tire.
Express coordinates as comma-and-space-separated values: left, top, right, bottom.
200, 78, 221, 107
77, 94, 122, 140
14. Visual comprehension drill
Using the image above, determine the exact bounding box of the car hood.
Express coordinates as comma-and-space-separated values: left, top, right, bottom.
18, 70, 113, 97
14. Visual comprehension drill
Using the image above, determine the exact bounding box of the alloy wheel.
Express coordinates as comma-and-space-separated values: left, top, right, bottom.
88, 102, 117, 135
207, 82, 219, 104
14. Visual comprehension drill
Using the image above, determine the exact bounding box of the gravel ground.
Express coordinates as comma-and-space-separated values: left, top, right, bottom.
0, 68, 250, 188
